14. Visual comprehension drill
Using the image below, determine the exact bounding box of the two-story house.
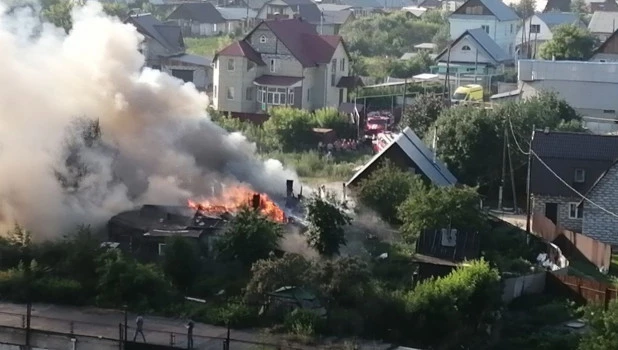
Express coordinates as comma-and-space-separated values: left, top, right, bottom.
449, 0, 520, 57
167, 2, 256, 37
212, 18, 355, 113
531, 130, 618, 241
125, 13, 213, 91
515, 13, 584, 59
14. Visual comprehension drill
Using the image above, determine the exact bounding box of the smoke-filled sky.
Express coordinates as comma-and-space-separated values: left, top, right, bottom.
0, 2, 298, 238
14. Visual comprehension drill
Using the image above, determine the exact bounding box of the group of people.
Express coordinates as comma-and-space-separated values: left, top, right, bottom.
317, 138, 360, 154
133, 316, 195, 348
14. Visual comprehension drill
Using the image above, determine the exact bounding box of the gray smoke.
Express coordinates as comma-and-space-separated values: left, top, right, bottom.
0, 2, 298, 238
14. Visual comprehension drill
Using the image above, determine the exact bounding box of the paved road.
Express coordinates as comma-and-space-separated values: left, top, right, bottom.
0, 302, 285, 350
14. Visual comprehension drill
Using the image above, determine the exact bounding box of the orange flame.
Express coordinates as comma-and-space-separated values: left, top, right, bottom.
188, 184, 286, 223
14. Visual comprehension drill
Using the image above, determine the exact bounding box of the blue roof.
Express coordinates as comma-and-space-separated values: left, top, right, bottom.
346, 127, 457, 187
465, 28, 511, 63
374, 0, 416, 8
474, 0, 519, 21
338, 0, 382, 8
537, 12, 580, 27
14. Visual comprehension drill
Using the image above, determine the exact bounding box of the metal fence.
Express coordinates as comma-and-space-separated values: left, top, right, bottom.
0, 309, 310, 350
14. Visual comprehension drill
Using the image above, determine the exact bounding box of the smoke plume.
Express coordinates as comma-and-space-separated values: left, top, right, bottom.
0, 2, 298, 238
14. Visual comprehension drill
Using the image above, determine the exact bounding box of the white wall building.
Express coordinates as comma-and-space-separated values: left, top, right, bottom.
449, 0, 521, 57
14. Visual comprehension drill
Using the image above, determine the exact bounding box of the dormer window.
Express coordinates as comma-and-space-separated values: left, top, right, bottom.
574, 168, 586, 183
259, 35, 267, 43
462, 45, 471, 51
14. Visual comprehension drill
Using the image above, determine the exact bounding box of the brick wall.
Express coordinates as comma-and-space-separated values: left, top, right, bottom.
583, 164, 618, 245
532, 194, 582, 232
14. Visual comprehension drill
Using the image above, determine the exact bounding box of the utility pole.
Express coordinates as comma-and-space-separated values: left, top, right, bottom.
444, 44, 452, 107
507, 132, 518, 211
525, 126, 535, 235
123, 305, 128, 344
499, 125, 507, 211
401, 77, 408, 115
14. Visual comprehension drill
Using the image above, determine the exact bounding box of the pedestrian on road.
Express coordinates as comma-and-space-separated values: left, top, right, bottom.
134, 315, 146, 342
186, 319, 195, 349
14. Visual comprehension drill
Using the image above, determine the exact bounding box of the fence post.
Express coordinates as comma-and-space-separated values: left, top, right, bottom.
170, 333, 175, 346
70, 321, 74, 335
118, 323, 123, 350
22, 315, 25, 328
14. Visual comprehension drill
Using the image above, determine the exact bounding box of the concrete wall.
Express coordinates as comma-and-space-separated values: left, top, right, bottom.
0, 326, 118, 350
532, 194, 582, 233
583, 164, 618, 245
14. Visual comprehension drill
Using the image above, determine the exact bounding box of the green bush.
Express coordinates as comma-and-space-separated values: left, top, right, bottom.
327, 308, 364, 336
31, 277, 85, 305
283, 309, 324, 336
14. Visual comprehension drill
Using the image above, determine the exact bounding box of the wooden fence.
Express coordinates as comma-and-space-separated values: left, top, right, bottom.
546, 272, 618, 308
532, 213, 612, 270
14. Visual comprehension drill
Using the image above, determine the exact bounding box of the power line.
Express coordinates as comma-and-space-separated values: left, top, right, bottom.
507, 117, 529, 155
530, 150, 618, 219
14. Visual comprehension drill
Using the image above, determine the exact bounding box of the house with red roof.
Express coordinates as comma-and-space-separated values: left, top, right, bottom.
212, 17, 358, 113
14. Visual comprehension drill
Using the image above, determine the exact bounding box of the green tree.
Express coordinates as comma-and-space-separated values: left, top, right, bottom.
401, 93, 445, 138
312, 107, 353, 138
314, 257, 371, 306
405, 260, 501, 347
356, 161, 421, 223
216, 206, 283, 268
430, 92, 583, 188
244, 253, 312, 303
539, 24, 596, 61
41, 0, 73, 33
305, 194, 351, 257
162, 237, 200, 292
512, 0, 536, 18
397, 184, 485, 242
578, 301, 618, 350
340, 12, 441, 57
570, 0, 589, 18
96, 250, 175, 310
101, 2, 129, 19
262, 107, 315, 152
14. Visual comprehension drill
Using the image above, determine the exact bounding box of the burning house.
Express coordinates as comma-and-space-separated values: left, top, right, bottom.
108, 180, 305, 260
108, 204, 230, 260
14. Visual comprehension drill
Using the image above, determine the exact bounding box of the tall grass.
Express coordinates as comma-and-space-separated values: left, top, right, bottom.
264, 151, 371, 181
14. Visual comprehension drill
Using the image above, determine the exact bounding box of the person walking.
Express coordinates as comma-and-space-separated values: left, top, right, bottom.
186, 319, 195, 349
133, 315, 146, 342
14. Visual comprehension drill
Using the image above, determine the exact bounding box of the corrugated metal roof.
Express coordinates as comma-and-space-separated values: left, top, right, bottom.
346, 127, 458, 187
338, 0, 382, 8
127, 14, 185, 54
216, 7, 257, 20
167, 2, 225, 23
478, 0, 520, 21
537, 12, 581, 27
589, 10, 618, 33
170, 53, 213, 66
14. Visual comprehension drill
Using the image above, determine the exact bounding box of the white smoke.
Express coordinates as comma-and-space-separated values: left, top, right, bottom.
0, 2, 299, 238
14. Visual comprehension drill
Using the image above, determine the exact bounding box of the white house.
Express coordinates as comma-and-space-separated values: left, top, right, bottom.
515, 12, 584, 59
449, 0, 520, 56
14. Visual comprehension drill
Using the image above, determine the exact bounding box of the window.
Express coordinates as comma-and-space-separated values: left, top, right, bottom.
510, 23, 514, 33
270, 59, 278, 73
340, 58, 346, 72
481, 25, 489, 34
247, 61, 255, 71
259, 35, 267, 43
331, 59, 337, 86
246, 87, 253, 101
214, 85, 217, 98
158, 243, 166, 256
568, 203, 583, 219
462, 45, 471, 51
530, 24, 540, 34
307, 88, 312, 102
600, 59, 608, 62
465, 5, 483, 14
257, 86, 292, 105
574, 168, 586, 183
227, 58, 235, 71
227, 87, 235, 100
603, 109, 615, 113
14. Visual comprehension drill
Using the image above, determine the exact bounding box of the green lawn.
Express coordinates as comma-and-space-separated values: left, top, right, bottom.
185, 36, 233, 57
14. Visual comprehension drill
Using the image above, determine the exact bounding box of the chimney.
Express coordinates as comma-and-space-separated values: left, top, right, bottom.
252, 194, 261, 210
286, 180, 294, 198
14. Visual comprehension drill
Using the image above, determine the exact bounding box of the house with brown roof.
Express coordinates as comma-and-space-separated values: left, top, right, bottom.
591, 29, 618, 61
212, 18, 356, 113
530, 130, 618, 243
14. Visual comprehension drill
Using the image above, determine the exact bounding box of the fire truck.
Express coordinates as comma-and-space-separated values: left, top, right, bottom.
371, 131, 396, 153
364, 111, 394, 140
